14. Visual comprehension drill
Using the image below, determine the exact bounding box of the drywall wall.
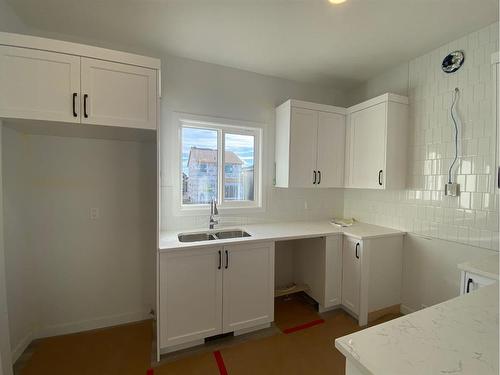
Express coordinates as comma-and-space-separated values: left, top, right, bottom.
0, 0, 29, 34
344, 22, 499, 310
1, 127, 36, 362
0, 123, 13, 375
401, 234, 497, 313
345, 62, 410, 107
2, 126, 156, 360
160, 54, 346, 231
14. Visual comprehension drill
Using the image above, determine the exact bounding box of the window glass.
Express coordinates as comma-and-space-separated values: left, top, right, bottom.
181, 127, 218, 205
224, 133, 255, 201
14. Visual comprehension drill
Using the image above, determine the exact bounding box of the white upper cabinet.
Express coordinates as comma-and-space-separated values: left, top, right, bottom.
288, 107, 319, 187
275, 100, 346, 188
344, 94, 409, 190
0, 32, 160, 130
0, 46, 81, 123
317, 111, 346, 188
81, 58, 157, 129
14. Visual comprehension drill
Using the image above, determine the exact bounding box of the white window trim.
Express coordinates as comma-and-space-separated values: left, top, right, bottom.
173, 112, 265, 216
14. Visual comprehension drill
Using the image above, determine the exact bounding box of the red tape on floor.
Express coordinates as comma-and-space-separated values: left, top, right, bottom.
213, 350, 228, 375
146, 368, 154, 375
283, 319, 325, 334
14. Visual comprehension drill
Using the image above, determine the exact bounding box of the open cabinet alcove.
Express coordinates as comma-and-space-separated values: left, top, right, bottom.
1, 120, 158, 365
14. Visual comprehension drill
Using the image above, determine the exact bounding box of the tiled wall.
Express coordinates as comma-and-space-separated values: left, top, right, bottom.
345, 23, 499, 251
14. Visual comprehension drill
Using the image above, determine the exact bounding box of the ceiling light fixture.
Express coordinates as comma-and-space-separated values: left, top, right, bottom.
329, 0, 347, 4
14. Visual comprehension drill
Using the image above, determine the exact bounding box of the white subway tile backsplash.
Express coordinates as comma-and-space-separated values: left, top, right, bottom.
345, 22, 499, 251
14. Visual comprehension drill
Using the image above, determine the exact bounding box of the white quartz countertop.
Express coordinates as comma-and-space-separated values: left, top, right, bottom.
159, 221, 404, 251
335, 283, 500, 375
458, 253, 499, 281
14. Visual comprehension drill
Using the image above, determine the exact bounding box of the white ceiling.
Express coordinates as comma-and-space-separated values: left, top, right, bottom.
6, 0, 499, 89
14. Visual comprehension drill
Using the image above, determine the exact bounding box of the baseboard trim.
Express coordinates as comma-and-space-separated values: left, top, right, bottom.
11, 329, 35, 363
36, 310, 151, 339
400, 304, 415, 315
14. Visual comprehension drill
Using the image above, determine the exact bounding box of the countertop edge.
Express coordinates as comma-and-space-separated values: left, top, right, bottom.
334, 340, 373, 375
158, 221, 406, 252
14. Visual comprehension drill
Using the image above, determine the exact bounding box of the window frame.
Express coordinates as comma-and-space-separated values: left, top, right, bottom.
175, 113, 263, 214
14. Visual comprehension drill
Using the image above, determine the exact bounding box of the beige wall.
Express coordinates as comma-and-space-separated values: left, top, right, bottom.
160, 54, 346, 231
2, 126, 156, 360
0, 122, 13, 375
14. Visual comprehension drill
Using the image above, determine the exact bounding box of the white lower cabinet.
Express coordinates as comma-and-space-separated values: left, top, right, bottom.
341, 236, 361, 315
222, 242, 275, 333
293, 236, 342, 311
159, 242, 274, 352
460, 271, 496, 295
341, 234, 404, 326
159, 246, 223, 349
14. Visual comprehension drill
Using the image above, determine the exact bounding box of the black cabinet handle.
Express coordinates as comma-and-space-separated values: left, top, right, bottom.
83, 94, 89, 118
497, 166, 500, 189
218, 250, 222, 270
466, 278, 473, 293
225, 250, 229, 269
72, 93, 77, 117
313, 171, 317, 185
318, 170, 321, 185
378, 170, 383, 186
355, 243, 360, 259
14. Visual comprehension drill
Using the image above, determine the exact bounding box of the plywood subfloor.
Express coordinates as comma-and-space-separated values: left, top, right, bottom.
18, 320, 153, 375
274, 294, 321, 332
16, 305, 400, 375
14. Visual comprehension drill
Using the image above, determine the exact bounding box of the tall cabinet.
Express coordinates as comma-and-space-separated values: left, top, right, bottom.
275, 100, 346, 188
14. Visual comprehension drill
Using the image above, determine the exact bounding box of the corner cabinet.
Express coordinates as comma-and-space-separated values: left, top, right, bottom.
344, 94, 409, 189
0, 35, 159, 130
159, 242, 275, 353
275, 100, 346, 188
341, 233, 404, 326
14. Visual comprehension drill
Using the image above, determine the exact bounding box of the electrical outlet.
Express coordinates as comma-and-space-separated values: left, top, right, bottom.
90, 207, 100, 220
445, 183, 459, 196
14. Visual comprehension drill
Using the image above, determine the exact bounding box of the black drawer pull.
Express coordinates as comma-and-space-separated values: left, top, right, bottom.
225, 250, 229, 269
83, 94, 89, 118
355, 243, 360, 259
72, 93, 77, 117
378, 170, 383, 186
466, 278, 473, 293
218, 250, 222, 270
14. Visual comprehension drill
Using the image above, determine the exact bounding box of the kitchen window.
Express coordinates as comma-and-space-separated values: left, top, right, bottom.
179, 114, 262, 211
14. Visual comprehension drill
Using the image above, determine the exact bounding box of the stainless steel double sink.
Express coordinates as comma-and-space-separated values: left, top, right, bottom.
178, 229, 251, 243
